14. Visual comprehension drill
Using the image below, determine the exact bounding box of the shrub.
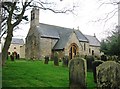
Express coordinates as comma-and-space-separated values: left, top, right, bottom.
101, 55, 107, 61
85, 55, 95, 71
62, 56, 69, 67
92, 60, 103, 83
44, 56, 49, 64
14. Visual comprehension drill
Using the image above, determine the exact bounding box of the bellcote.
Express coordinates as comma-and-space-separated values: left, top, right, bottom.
30, 8, 39, 28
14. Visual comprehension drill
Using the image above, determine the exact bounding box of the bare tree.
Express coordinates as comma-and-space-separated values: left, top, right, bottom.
1, 0, 77, 66
97, 0, 119, 23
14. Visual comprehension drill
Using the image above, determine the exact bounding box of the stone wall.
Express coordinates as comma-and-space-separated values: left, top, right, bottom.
40, 37, 52, 58
89, 46, 100, 57
20, 44, 25, 58
79, 42, 89, 55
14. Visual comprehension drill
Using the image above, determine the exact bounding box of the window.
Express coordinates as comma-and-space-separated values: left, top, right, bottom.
84, 43, 86, 51
89, 48, 91, 53
92, 50, 94, 55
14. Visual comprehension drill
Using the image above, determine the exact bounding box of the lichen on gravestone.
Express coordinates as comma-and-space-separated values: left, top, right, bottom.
69, 57, 87, 89
96, 61, 120, 89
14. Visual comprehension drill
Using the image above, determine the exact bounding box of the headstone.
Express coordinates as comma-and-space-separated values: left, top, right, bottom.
101, 55, 107, 61
44, 56, 49, 64
62, 56, 69, 67
85, 55, 95, 71
69, 57, 87, 89
96, 61, 120, 89
92, 60, 103, 83
10, 55, 14, 61
54, 56, 59, 66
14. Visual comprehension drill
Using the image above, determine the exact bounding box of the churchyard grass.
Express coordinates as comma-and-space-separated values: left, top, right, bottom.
2, 59, 96, 88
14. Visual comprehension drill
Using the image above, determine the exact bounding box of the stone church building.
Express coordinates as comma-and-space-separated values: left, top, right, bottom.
25, 8, 101, 60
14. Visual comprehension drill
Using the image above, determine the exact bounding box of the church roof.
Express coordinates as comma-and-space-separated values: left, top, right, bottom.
11, 38, 24, 45
53, 31, 72, 50
85, 35, 100, 47
34, 23, 100, 49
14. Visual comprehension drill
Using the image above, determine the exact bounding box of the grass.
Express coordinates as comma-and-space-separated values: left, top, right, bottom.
2, 59, 96, 88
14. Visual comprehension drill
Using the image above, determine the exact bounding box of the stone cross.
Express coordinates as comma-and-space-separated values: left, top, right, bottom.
69, 57, 87, 89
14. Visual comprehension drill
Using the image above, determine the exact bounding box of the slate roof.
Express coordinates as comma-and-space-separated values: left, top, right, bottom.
53, 31, 72, 50
11, 38, 24, 45
75, 30, 88, 42
34, 23, 100, 49
85, 35, 100, 47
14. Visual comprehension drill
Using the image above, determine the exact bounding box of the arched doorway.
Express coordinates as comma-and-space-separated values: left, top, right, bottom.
69, 43, 79, 59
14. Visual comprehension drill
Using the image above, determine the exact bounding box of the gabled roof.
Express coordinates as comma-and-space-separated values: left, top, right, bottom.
75, 30, 88, 42
11, 38, 24, 45
85, 35, 100, 47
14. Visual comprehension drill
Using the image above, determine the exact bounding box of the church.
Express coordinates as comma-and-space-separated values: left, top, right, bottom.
25, 8, 101, 60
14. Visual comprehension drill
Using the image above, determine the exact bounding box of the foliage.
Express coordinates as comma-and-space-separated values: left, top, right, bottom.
100, 28, 120, 58
2, 60, 96, 88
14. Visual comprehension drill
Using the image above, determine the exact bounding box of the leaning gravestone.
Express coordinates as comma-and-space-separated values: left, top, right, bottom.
96, 61, 120, 89
69, 57, 87, 89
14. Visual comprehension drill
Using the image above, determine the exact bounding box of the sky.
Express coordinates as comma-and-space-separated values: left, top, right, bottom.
13, 0, 118, 42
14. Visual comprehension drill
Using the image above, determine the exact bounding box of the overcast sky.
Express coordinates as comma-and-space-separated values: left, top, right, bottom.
13, 0, 118, 41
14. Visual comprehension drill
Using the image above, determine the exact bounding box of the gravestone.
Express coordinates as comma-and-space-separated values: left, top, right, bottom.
92, 60, 103, 83
96, 61, 120, 89
44, 56, 49, 64
69, 57, 87, 89
62, 56, 69, 67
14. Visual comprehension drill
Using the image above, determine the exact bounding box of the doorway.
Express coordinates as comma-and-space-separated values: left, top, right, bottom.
69, 43, 79, 59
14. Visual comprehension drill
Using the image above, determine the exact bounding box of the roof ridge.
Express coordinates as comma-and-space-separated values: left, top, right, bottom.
39, 23, 73, 30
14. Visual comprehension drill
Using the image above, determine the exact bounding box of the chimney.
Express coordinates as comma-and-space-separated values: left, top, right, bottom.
30, 8, 39, 28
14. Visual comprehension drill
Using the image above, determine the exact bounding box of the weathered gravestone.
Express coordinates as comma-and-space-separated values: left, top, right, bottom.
69, 57, 87, 89
96, 61, 120, 89
44, 56, 49, 64
62, 56, 69, 67
92, 60, 103, 83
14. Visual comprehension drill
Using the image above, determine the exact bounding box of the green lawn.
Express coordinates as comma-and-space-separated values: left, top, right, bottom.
2, 59, 96, 88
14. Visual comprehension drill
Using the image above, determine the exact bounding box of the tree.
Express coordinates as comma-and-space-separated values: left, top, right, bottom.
97, 0, 119, 23
1, 0, 77, 66
100, 27, 120, 57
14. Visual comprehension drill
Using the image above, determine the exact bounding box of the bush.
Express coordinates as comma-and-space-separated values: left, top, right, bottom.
44, 56, 49, 64
62, 56, 69, 67
92, 60, 103, 83
101, 55, 107, 61
85, 55, 95, 71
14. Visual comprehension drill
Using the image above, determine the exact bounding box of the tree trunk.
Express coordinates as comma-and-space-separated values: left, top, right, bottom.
2, 28, 13, 66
